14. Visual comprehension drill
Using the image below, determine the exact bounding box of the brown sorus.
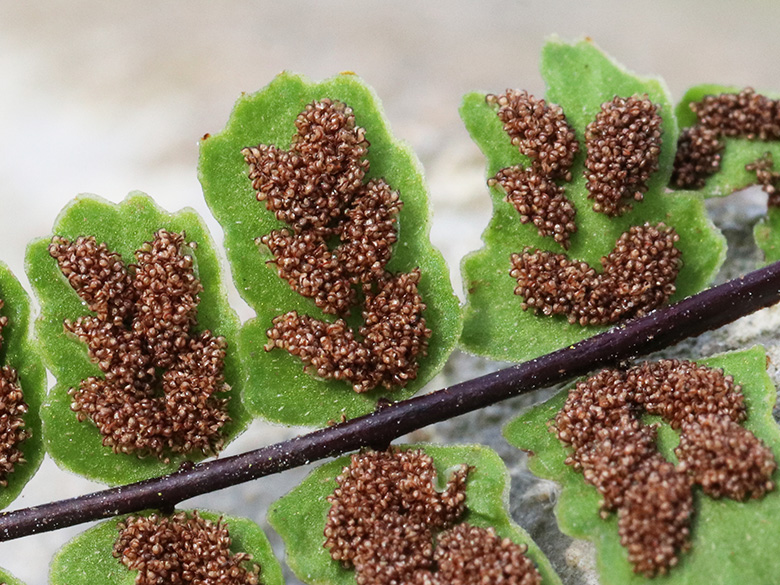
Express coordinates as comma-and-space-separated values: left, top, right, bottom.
692, 88, 780, 141
510, 223, 681, 326
486, 89, 579, 248
487, 89, 579, 181
671, 126, 724, 189
247, 99, 426, 393
336, 178, 402, 285
258, 178, 403, 317
490, 165, 577, 249
114, 511, 259, 585
243, 99, 369, 236
426, 523, 542, 585
584, 95, 663, 216
324, 448, 468, 585
672, 88, 780, 190
0, 301, 29, 487
555, 359, 776, 576
746, 152, 780, 206
260, 229, 355, 316
324, 448, 541, 585
49, 230, 230, 460
266, 270, 431, 393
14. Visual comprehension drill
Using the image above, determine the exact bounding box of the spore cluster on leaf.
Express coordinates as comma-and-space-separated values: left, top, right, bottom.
244, 98, 431, 393
48, 229, 231, 460
555, 359, 776, 576
485, 86, 683, 327
673, 87, 780, 192
0, 300, 29, 487
115, 511, 259, 585
324, 448, 542, 585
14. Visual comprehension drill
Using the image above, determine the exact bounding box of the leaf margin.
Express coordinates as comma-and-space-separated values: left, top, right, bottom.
503, 344, 780, 585
458, 36, 726, 362
198, 71, 463, 427
25, 191, 251, 485
0, 260, 46, 510
267, 442, 562, 585
48, 508, 284, 585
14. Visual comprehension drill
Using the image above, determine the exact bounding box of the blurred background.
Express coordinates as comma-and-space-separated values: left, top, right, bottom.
2, 2, 780, 583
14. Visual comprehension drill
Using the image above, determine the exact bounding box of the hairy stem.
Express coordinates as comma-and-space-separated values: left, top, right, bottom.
3, 262, 780, 540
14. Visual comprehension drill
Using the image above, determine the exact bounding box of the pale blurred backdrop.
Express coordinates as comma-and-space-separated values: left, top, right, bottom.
2, 2, 780, 583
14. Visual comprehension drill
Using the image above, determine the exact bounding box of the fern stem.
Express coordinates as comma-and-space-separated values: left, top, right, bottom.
2, 261, 780, 540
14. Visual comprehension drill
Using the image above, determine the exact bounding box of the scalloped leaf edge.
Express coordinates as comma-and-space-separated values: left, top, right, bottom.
25, 192, 250, 485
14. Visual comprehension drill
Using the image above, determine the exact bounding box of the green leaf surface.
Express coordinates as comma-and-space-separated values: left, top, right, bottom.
676, 84, 780, 198
49, 509, 283, 585
0, 567, 26, 585
0, 261, 45, 510
25, 193, 250, 485
459, 37, 725, 362
268, 443, 561, 585
755, 207, 780, 263
504, 345, 780, 585
198, 72, 463, 427
678, 85, 780, 264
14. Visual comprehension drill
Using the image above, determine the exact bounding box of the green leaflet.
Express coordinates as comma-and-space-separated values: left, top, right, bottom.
25, 192, 250, 485
48, 509, 283, 585
675, 84, 780, 198
198, 72, 462, 427
675, 85, 780, 263
459, 38, 725, 361
504, 345, 780, 585
0, 567, 26, 585
0, 262, 45, 509
268, 443, 562, 585
755, 208, 780, 262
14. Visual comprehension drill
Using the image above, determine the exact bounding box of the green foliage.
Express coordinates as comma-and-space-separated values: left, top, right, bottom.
48, 510, 283, 585
0, 567, 26, 585
25, 192, 250, 485
0, 261, 45, 509
198, 72, 462, 427
675, 84, 780, 198
268, 443, 561, 585
675, 85, 780, 264
459, 38, 725, 361
504, 345, 780, 585
8, 40, 780, 585
755, 208, 780, 262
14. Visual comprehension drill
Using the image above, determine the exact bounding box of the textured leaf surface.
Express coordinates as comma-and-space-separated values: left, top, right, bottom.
268, 443, 561, 585
676, 85, 780, 263
199, 72, 462, 427
49, 509, 283, 585
25, 193, 249, 485
504, 346, 780, 585
0, 567, 25, 585
675, 84, 780, 198
0, 262, 45, 509
755, 208, 780, 262
459, 38, 725, 361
